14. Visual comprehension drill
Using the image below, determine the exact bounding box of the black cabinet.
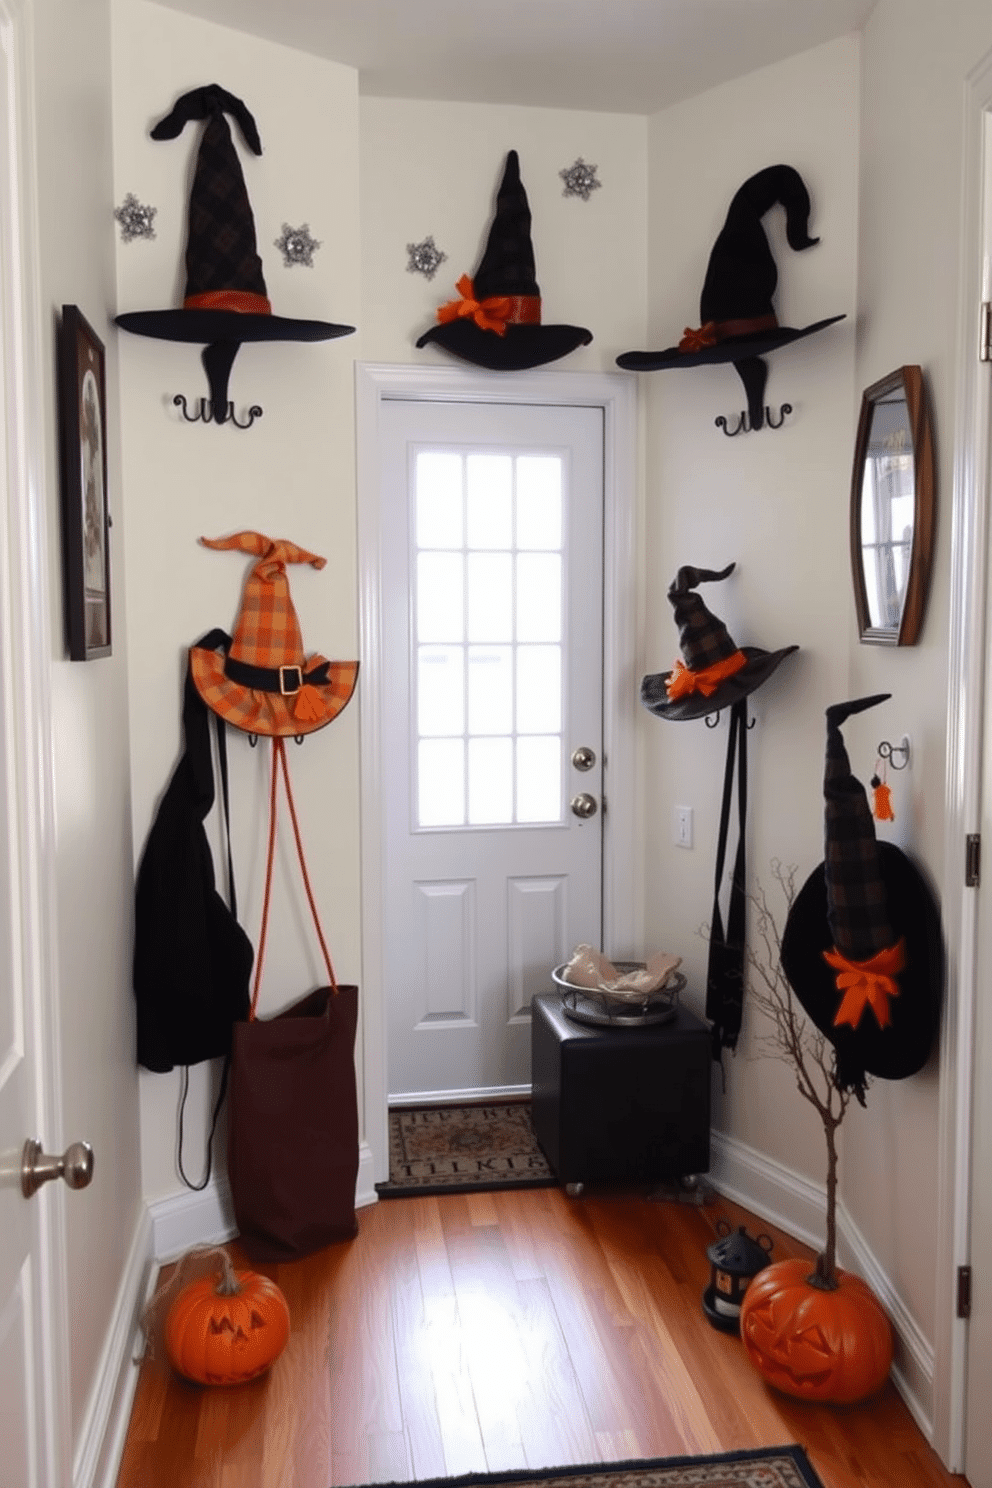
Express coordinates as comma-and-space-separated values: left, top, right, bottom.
530, 991, 711, 1185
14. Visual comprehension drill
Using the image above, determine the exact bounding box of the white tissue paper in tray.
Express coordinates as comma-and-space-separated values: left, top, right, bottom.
562, 944, 682, 999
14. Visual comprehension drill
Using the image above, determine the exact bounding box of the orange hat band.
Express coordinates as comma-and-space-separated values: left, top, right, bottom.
184, 289, 273, 314
678, 313, 779, 353
437, 274, 541, 336
665, 650, 748, 701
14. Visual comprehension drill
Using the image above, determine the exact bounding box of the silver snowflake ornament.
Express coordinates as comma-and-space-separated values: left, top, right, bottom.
275, 223, 321, 268
406, 235, 448, 281
560, 158, 602, 202
114, 193, 157, 243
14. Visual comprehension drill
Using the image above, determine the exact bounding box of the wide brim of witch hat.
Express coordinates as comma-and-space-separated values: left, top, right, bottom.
189, 531, 359, 739
115, 84, 354, 346
416, 319, 592, 371
416, 149, 592, 371
781, 842, 943, 1085
641, 643, 798, 721
615, 315, 845, 372
115, 308, 353, 345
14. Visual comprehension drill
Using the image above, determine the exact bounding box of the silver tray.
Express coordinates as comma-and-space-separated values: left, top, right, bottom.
551, 963, 685, 1028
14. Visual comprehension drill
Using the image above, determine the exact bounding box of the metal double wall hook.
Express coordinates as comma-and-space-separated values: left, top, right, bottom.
715, 403, 793, 437
173, 394, 263, 429
878, 736, 910, 769
705, 709, 756, 730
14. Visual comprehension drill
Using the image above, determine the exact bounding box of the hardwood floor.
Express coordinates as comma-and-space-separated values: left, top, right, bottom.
115, 1186, 967, 1488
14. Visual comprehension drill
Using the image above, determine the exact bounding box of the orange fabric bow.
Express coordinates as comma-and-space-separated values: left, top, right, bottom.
437, 274, 513, 336
823, 940, 906, 1030
665, 650, 748, 701
679, 322, 718, 353
294, 684, 327, 724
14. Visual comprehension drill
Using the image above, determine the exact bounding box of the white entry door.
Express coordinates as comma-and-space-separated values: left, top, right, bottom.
0, 5, 69, 1482
380, 398, 604, 1100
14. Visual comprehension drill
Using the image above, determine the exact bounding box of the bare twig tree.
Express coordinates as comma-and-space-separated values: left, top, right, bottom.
744, 860, 855, 1289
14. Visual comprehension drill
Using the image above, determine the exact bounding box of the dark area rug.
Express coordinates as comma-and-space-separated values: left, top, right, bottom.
340, 1447, 825, 1488
375, 1100, 557, 1198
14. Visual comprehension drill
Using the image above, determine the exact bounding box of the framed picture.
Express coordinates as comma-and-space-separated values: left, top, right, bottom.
57, 304, 111, 660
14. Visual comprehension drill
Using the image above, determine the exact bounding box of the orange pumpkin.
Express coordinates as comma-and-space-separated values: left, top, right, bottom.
739, 1257, 892, 1404
164, 1252, 290, 1385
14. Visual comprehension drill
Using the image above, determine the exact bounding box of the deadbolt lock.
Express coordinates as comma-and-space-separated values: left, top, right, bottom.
571, 746, 597, 772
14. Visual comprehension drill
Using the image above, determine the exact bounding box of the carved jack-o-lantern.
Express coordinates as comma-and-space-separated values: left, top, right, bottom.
739, 1257, 892, 1404
165, 1252, 291, 1386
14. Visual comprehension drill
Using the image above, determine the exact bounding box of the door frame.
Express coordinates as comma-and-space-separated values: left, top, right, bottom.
356, 363, 639, 1183
936, 47, 992, 1473
0, 0, 72, 1480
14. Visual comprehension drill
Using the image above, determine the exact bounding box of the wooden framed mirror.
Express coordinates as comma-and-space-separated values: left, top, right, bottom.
850, 364, 935, 645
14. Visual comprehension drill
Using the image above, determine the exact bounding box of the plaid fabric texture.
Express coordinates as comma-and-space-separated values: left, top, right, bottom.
823, 699, 894, 961
190, 531, 359, 737
667, 563, 740, 670
184, 106, 268, 303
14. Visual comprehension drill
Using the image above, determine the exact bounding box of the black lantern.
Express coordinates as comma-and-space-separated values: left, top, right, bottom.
703, 1220, 773, 1333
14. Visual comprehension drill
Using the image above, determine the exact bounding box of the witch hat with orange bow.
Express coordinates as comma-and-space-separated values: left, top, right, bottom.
415, 150, 592, 371
189, 532, 358, 738
780, 695, 942, 1100
641, 563, 797, 722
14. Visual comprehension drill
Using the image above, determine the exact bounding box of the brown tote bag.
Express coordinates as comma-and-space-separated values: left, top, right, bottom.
227, 736, 359, 1262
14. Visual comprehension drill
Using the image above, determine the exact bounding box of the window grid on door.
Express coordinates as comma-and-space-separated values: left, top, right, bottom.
413, 447, 565, 829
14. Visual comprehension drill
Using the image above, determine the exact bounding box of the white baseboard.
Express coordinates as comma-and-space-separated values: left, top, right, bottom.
72, 1204, 155, 1488
356, 1140, 378, 1208
709, 1127, 935, 1438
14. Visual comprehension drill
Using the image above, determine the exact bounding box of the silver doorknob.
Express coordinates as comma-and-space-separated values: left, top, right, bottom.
571, 746, 596, 772
570, 792, 599, 819
21, 1139, 94, 1198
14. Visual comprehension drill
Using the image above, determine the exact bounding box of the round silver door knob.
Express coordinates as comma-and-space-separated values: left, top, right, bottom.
570, 792, 599, 819
21, 1138, 94, 1198
571, 746, 596, 772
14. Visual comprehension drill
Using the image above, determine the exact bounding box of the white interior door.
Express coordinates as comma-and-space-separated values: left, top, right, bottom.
380, 398, 604, 1100
0, 5, 69, 1481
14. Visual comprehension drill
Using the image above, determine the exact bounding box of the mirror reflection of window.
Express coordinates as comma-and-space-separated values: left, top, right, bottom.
859, 393, 915, 632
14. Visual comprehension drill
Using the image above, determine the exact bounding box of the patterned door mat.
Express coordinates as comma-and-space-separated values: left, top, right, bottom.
375, 1101, 557, 1198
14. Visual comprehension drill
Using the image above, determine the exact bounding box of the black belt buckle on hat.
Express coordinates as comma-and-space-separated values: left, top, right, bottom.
279, 664, 302, 696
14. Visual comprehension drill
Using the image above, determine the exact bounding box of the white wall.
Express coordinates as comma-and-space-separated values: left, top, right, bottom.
359, 97, 648, 373
846, 0, 992, 1394
643, 30, 860, 1235
112, 1, 362, 1203
31, 0, 143, 1447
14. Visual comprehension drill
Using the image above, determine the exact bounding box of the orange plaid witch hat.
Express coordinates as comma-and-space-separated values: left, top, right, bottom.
189, 531, 358, 737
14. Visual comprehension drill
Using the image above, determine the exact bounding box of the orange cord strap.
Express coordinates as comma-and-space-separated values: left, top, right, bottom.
665, 650, 748, 701
250, 737, 339, 1020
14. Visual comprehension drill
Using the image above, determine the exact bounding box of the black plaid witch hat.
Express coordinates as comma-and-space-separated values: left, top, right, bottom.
115, 85, 354, 412
640, 563, 798, 723
416, 150, 592, 371
780, 695, 943, 1100
616, 165, 844, 429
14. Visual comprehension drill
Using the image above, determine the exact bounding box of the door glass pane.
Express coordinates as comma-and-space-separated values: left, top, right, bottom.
467, 455, 513, 548
468, 737, 514, 824
468, 646, 513, 734
413, 447, 567, 830
416, 452, 463, 547
516, 456, 562, 549
517, 736, 562, 823
517, 553, 561, 642
419, 738, 465, 826
417, 552, 464, 642
517, 646, 561, 734
467, 552, 512, 642
418, 646, 464, 736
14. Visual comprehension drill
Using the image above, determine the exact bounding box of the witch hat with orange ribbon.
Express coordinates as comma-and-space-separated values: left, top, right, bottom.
189, 532, 358, 738
415, 150, 592, 371
616, 165, 844, 430
780, 695, 943, 1101
640, 563, 797, 722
